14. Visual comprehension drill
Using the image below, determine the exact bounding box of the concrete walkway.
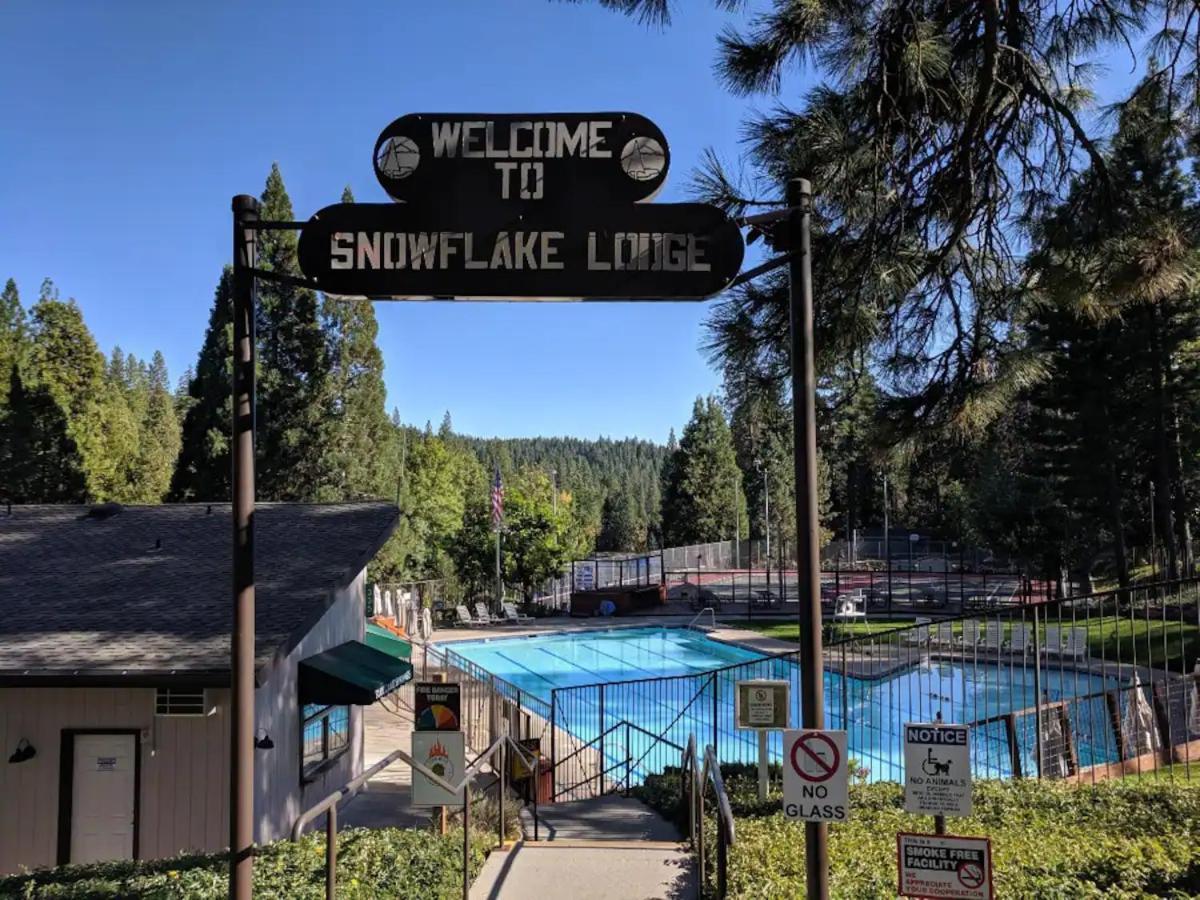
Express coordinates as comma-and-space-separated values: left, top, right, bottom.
470, 796, 695, 900
339, 693, 430, 830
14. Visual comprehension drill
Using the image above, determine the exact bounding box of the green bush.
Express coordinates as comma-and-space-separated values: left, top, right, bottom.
637, 769, 1200, 898
0, 826, 492, 899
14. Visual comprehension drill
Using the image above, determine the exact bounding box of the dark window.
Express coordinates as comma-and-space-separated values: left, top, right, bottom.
301, 703, 350, 778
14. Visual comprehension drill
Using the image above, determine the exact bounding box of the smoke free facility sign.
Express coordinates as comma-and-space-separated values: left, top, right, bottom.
897, 833, 993, 899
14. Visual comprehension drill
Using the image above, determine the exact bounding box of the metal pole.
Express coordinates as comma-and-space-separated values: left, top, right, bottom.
495, 527, 502, 611
884, 476, 892, 614
462, 785, 470, 900
230, 194, 258, 900
788, 178, 828, 899
325, 805, 336, 900
757, 731, 769, 802
1150, 482, 1157, 579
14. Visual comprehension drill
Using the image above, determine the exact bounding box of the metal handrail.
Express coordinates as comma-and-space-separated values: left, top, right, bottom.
687, 606, 717, 630
292, 733, 541, 900
681, 735, 736, 899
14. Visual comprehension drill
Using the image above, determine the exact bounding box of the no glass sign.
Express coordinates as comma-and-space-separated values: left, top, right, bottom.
374, 112, 669, 210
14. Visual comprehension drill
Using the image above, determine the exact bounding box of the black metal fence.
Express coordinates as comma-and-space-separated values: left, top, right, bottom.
547, 578, 1199, 796
422, 578, 1199, 806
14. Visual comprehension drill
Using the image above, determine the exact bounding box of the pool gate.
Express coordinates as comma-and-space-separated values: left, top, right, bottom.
424, 576, 1200, 802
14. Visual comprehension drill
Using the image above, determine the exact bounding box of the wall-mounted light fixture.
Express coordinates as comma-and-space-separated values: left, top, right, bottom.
8, 738, 35, 764
254, 729, 274, 750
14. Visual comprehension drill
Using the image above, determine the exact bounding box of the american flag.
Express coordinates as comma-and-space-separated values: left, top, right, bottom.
491, 466, 504, 530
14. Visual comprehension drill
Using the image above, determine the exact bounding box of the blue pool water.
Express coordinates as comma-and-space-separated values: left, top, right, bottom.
446, 626, 1123, 785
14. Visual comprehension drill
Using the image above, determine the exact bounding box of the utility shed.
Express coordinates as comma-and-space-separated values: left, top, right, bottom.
0, 501, 407, 875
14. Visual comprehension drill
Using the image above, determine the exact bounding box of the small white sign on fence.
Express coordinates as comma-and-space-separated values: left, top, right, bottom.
904, 722, 972, 817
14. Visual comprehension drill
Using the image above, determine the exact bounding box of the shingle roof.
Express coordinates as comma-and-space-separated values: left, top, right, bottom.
0, 503, 398, 683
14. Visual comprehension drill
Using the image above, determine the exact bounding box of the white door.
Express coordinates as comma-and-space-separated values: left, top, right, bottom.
70, 734, 136, 864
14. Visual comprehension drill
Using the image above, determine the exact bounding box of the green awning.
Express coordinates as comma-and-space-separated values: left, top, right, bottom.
299, 640, 413, 706
365, 622, 413, 661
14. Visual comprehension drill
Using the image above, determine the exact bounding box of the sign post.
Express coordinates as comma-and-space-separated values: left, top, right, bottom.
226, 109, 748, 896
782, 729, 848, 824
787, 177, 829, 898
735, 679, 789, 801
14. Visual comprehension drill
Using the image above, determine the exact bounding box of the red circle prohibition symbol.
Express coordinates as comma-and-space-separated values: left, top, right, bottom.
790, 733, 839, 782
956, 861, 985, 889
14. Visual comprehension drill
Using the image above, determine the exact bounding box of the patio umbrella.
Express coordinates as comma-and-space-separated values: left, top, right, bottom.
1122, 672, 1161, 758
1187, 660, 1200, 738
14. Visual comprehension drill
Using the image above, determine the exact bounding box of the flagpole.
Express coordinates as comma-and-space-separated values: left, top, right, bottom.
495, 527, 502, 612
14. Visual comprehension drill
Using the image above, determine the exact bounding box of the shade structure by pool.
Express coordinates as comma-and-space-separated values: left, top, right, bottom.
444, 626, 1122, 787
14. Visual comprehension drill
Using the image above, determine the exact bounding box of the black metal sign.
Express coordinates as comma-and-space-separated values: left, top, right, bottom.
297, 201, 744, 300
373, 113, 669, 211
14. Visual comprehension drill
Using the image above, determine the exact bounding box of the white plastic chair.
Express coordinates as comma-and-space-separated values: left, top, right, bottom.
932, 622, 955, 648
1008, 623, 1031, 656
959, 619, 982, 648
980, 621, 1004, 652
474, 602, 500, 625
1061, 627, 1088, 660
455, 605, 478, 627
1042, 625, 1064, 656
902, 618, 932, 647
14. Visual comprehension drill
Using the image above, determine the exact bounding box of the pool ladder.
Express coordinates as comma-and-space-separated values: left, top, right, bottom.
687, 607, 717, 631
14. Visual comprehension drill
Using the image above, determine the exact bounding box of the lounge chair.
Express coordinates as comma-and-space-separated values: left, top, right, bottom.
475, 602, 500, 625
1042, 625, 1064, 656
901, 618, 932, 647
502, 602, 532, 624
1008, 623, 1031, 656
931, 622, 955, 648
980, 621, 1005, 652
455, 604, 481, 627
1061, 627, 1088, 661
958, 619, 982, 648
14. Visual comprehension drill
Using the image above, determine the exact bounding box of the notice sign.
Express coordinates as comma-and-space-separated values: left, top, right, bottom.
897, 833, 993, 899
415, 682, 461, 732
412, 731, 466, 807
782, 729, 848, 822
904, 723, 972, 817
735, 679, 789, 730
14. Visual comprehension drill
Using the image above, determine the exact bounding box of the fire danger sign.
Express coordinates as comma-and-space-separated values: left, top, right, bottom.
897, 833, 993, 899
782, 729, 848, 822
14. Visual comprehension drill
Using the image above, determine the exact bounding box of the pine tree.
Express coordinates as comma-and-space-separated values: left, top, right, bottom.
317, 185, 395, 502
0, 367, 87, 502
135, 351, 181, 501
597, 487, 641, 552
256, 164, 330, 500
170, 269, 234, 500
661, 396, 746, 545
0, 278, 27, 409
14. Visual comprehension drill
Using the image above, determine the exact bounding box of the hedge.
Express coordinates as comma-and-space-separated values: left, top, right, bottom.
635, 765, 1200, 898
0, 826, 490, 899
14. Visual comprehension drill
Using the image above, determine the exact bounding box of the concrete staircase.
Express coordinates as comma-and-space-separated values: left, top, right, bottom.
470, 795, 696, 900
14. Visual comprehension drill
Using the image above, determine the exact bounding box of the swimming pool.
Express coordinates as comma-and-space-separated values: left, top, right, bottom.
443, 626, 1123, 787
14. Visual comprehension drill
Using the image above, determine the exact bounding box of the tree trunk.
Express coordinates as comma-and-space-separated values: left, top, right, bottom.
1149, 306, 1180, 580
1171, 402, 1193, 576
1097, 389, 1131, 593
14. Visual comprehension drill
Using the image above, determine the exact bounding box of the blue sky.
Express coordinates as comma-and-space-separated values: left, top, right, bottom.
0, 0, 785, 443
0, 2, 1151, 443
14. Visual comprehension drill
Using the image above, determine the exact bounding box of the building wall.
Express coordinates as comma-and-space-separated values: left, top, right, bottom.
0, 571, 366, 876
254, 569, 366, 844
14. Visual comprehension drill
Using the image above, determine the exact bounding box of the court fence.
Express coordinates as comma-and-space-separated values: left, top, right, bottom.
429, 576, 1200, 804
